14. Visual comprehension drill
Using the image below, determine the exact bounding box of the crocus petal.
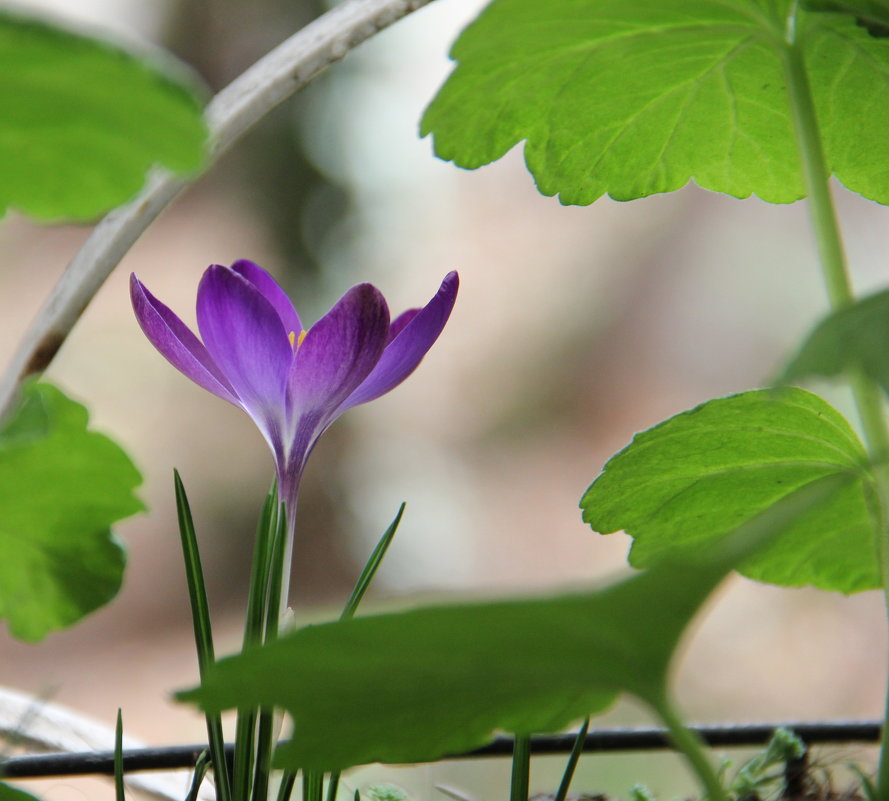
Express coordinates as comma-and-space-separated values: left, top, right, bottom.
196, 264, 293, 426
130, 274, 240, 406
340, 271, 458, 411
289, 283, 390, 424
231, 259, 302, 337
387, 308, 420, 344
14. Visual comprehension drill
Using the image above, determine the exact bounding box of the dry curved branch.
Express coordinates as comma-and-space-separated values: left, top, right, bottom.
0, 685, 215, 801
0, 0, 436, 419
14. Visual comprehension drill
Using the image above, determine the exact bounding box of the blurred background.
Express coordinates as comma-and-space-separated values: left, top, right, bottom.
0, 0, 886, 799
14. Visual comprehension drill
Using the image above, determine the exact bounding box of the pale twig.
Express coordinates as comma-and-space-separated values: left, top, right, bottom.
0, 0, 436, 420
0, 685, 215, 801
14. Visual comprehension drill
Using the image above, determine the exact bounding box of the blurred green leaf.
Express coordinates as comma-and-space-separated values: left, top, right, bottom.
179, 478, 840, 773
0, 10, 207, 221
780, 289, 889, 396
0, 381, 143, 641
421, 0, 889, 205
582, 388, 877, 592
0, 783, 42, 801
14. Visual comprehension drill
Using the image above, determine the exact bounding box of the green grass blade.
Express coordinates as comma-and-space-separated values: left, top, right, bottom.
849, 764, 878, 801
114, 709, 125, 801
304, 771, 324, 801
554, 719, 589, 801
245, 483, 279, 646
325, 772, 341, 801
252, 501, 288, 801
250, 709, 275, 801
276, 771, 298, 801
173, 470, 232, 801
185, 751, 212, 801
265, 500, 288, 640
233, 709, 257, 801
340, 504, 405, 621
510, 734, 531, 801
234, 484, 278, 801
314, 505, 406, 801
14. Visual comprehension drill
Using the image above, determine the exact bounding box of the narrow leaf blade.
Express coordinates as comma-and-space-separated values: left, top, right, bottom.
173, 471, 232, 801
340, 503, 405, 621
114, 710, 125, 801
554, 718, 590, 801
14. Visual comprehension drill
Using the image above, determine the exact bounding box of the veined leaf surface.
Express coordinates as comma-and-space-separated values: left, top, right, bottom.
581, 388, 877, 592
422, 0, 889, 205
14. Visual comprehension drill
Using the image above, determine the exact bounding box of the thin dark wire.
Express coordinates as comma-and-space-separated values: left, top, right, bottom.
1, 721, 881, 779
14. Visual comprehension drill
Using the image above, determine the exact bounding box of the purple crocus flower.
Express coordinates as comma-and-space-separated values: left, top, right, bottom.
130, 260, 458, 554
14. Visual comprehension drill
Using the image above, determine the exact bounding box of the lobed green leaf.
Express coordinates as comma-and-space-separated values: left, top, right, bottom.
179, 477, 841, 773
0, 381, 143, 641
421, 0, 889, 205
581, 388, 877, 593
0, 10, 207, 221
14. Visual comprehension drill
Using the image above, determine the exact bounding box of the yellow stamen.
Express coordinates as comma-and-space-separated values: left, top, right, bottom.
289, 330, 307, 351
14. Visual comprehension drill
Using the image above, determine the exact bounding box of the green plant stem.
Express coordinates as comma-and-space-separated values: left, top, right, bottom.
780, 26, 889, 458
510, 734, 531, 801
781, 29, 889, 800
654, 696, 729, 801
782, 47, 850, 309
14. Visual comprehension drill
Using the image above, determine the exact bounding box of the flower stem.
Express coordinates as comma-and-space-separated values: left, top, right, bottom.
652, 696, 729, 801
278, 499, 297, 622
781, 26, 889, 800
